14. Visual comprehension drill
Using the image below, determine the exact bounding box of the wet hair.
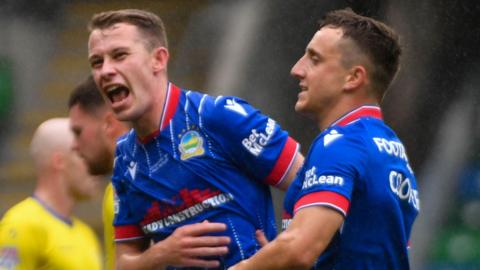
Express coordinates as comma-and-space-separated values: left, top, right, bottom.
88, 9, 168, 50
68, 75, 106, 115
319, 8, 401, 99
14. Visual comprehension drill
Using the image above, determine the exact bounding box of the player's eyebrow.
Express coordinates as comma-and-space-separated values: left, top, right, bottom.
306, 47, 323, 60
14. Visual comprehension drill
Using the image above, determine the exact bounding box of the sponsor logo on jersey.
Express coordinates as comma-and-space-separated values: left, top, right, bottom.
242, 118, 276, 156
373, 137, 409, 163
141, 188, 234, 233
179, 131, 205, 160
389, 170, 420, 211
281, 211, 293, 230
0, 247, 19, 269
302, 166, 344, 189
224, 98, 247, 116
373, 137, 415, 173
324, 129, 343, 146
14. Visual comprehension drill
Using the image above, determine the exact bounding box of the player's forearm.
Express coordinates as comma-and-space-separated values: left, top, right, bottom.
118, 252, 166, 270
230, 230, 315, 270
235, 207, 343, 270
116, 240, 167, 270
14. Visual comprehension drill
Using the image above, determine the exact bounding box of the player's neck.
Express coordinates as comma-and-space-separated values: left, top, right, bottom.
134, 78, 169, 138
317, 98, 379, 131
34, 178, 75, 218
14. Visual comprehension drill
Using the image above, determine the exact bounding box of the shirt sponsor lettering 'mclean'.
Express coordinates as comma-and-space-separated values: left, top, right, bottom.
242, 118, 276, 156
302, 166, 344, 189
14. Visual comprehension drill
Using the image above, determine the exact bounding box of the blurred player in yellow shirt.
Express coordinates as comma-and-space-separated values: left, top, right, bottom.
0, 118, 102, 270
68, 76, 129, 270
101, 183, 116, 270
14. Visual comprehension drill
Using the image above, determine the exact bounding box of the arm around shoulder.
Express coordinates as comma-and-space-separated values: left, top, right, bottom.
229, 206, 344, 270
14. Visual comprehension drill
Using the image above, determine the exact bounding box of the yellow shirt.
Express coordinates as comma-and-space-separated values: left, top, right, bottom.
0, 197, 102, 270
102, 183, 115, 270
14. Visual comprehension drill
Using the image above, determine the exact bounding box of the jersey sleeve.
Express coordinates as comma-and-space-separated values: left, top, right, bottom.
111, 143, 146, 242
0, 213, 45, 269
294, 131, 368, 217
201, 96, 299, 187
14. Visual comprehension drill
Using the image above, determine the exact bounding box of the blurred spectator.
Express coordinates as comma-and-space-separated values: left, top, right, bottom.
69, 76, 130, 270
0, 118, 102, 269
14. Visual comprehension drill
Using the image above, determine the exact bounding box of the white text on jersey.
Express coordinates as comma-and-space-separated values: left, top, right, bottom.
142, 193, 234, 233
302, 166, 344, 189
242, 118, 276, 156
373, 137, 409, 163
389, 170, 420, 211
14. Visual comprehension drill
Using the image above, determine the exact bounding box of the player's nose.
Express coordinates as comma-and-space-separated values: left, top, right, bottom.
290, 56, 305, 79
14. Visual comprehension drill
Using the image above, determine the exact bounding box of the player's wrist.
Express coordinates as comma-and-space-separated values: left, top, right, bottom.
145, 240, 171, 268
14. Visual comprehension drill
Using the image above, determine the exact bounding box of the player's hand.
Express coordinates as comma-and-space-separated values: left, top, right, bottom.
226, 230, 269, 270
151, 222, 230, 268
255, 229, 269, 247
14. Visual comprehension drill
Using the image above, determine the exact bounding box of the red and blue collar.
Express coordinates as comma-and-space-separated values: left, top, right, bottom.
138, 82, 181, 144
160, 82, 181, 130
331, 105, 383, 127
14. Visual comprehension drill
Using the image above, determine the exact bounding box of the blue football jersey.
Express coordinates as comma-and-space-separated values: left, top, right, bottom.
112, 83, 299, 269
283, 106, 419, 269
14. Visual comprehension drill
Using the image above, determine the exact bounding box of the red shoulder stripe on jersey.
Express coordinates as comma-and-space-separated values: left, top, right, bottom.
114, 225, 144, 240
265, 137, 299, 186
161, 83, 181, 130
334, 106, 383, 127
294, 191, 350, 217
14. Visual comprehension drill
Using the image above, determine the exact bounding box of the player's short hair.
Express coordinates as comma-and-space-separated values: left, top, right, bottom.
319, 8, 401, 99
88, 9, 168, 51
68, 76, 106, 115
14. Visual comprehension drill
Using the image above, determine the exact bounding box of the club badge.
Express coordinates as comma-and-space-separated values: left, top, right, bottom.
179, 130, 205, 160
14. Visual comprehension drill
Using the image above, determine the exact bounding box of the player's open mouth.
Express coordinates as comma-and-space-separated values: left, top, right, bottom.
106, 85, 130, 104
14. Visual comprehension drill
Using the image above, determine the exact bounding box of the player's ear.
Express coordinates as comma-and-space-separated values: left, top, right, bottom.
152, 46, 169, 73
51, 151, 66, 170
344, 65, 367, 92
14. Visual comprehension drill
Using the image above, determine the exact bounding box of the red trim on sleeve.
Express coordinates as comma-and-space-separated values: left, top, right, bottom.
265, 137, 298, 186
115, 225, 144, 240
294, 191, 350, 217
